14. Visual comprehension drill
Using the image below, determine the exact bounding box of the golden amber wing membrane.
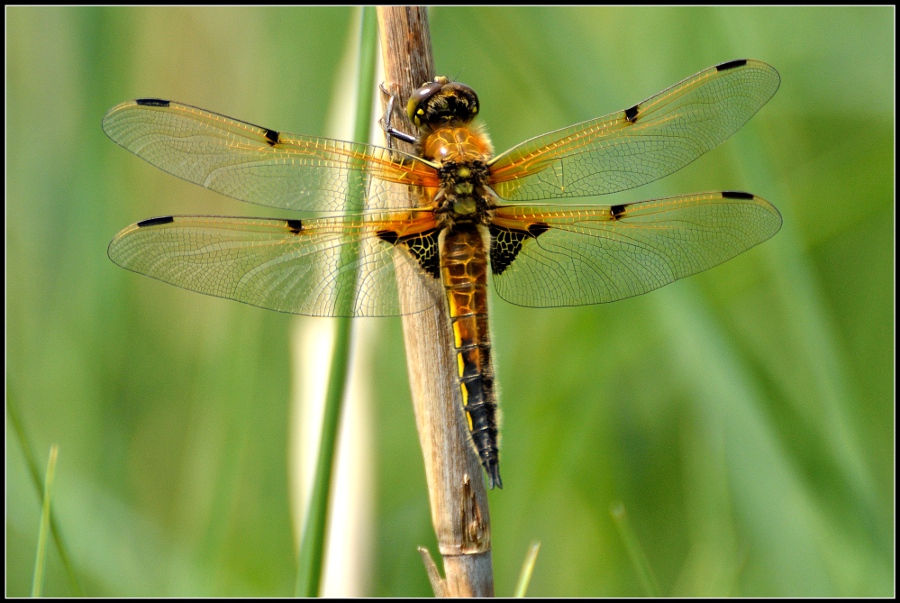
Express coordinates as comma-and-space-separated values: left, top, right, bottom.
489, 191, 781, 307
107, 212, 440, 317
102, 100, 439, 213
488, 60, 779, 201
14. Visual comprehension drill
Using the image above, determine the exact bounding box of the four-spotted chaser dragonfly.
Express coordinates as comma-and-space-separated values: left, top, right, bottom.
104, 59, 781, 489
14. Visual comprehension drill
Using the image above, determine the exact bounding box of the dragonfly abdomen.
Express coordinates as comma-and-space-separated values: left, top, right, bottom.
440, 225, 502, 489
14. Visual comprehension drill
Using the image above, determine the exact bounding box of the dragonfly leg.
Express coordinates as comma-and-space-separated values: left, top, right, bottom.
379, 81, 416, 150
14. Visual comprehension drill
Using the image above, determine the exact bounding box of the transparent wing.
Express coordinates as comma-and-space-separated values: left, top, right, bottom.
489, 60, 780, 201
102, 99, 440, 212
489, 191, 782, 307
107, 212, 441, 317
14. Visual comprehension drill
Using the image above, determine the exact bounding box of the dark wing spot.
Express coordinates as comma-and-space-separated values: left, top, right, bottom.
624, 104, 639, 123
286, 219, 303, 233
378, 228, 442, 278
527, 222, 550, 237
135, 98, 170, 107
489, 224, 531, 275
400, 228, 440, 278
610, 204, 627, 219
137, 216, 175, 227
716, 59, 747, 72
264, 128, 280, 146
722, 191, 755, 200
376, 230, 399, 245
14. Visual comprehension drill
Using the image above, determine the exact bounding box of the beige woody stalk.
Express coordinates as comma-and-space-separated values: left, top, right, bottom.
376, 6, 494, 598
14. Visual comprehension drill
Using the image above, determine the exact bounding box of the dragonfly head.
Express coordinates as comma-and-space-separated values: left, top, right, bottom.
407, 76, 480, 132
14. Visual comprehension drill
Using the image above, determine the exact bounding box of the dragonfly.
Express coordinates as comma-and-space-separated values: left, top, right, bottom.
104, 58, 781, 489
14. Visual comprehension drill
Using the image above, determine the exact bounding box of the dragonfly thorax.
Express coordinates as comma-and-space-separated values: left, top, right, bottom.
437, 159, 493, 224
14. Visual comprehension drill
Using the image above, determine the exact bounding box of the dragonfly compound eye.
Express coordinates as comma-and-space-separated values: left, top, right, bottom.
407, 77, 480, 130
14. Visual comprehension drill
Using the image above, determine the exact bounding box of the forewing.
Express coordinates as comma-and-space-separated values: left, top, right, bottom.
107, 212, 440, 317
489, 60, 780, 200
489, 192, 782, 307
102, 99, 439, 212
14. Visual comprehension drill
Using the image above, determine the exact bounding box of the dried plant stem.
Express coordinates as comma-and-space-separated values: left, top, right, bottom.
377, 6, 494, 598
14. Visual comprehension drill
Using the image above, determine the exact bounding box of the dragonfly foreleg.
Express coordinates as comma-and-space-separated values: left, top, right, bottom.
379, 81, 417, 150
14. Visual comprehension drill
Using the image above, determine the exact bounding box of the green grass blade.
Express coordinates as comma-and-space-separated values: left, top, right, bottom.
611, 502, 661, 597
513, 541, 541, 597
31, 445, 59, 597
8, 393, 83, 596
294, 6, 378, 597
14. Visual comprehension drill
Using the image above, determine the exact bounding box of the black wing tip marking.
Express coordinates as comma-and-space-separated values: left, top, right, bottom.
722, 191, 755, 200
264, 128, 281, 146
610, 204, 627, 219
716, 59, 748, 72
286, 219, 303, 233
135, 98, 171, 107
624, 104, 639, 123
137, 216, 175, 227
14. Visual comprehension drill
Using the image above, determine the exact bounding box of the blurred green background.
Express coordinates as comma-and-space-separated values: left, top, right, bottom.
7, 6, 893, 597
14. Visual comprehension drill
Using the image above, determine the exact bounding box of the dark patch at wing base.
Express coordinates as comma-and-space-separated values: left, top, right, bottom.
377, 228, 440, 278
489, 223, 547, 275
401, 228, 441, 278
528, 222, 550, 237
376, 230, 399, 245
286, 219, 303, 233
137, 216, 175, 227
610, 204, 627, 220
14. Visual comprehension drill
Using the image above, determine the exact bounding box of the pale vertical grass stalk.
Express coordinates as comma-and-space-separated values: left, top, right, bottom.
293, 6, 378, 597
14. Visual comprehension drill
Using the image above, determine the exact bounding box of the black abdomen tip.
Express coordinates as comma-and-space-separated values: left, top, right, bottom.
487, 462, 502, 489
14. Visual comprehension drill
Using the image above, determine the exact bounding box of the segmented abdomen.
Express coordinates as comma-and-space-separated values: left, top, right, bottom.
440, 225, 502, 488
